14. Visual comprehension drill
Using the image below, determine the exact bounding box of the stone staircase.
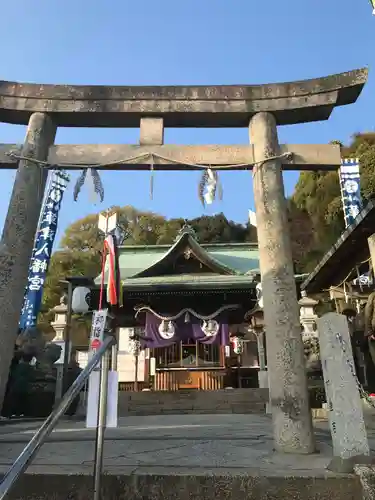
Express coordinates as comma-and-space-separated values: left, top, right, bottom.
118, 388, 269, 416
0, 411, 370, 500
4, 473, 362, 500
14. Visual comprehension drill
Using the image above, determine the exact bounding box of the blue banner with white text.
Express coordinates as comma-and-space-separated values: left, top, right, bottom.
19, 170, 69, 330
339, 159, 363, 228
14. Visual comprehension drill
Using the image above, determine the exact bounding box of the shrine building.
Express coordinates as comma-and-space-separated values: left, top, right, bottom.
74, 224, 307, 391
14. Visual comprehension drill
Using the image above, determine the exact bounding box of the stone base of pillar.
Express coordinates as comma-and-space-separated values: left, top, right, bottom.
258, 370, 268, 388
258, 370, 271, 414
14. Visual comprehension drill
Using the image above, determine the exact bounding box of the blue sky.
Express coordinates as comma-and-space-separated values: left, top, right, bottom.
0, 0, 373, 243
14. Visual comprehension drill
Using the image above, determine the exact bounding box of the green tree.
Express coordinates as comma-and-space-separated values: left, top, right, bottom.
60, 205, 168, 251
292, 170, 343, 248
182, 213, 255, 243
286, 199, 315, 273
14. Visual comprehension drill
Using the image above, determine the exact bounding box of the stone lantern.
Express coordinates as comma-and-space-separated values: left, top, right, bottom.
298, 291, 319, 339
249, 309, 266, 370
247, 307, 267, 388
246, 306, 270, 413
50, 295, 68, 342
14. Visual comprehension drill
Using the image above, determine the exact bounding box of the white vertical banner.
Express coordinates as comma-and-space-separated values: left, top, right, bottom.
86, 371, 118, 428
86, 308, 118, 428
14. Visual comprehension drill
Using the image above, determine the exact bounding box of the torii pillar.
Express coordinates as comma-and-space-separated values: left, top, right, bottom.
0, 113, 56, 410
250, 112, 315, 453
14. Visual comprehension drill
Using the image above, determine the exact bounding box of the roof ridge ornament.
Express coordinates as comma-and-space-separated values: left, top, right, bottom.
176, 221, 198, 242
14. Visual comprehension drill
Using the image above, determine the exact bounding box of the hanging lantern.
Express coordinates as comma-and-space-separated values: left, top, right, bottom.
256, 282, 263, 309
231, 336, 244, 355
158, 320, 175, 340
129, 338, 141, 355
201, 319, 219, 337
72, 286, 91, 313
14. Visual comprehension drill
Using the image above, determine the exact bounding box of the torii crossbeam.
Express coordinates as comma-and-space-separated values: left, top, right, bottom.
0, 143, 340, 171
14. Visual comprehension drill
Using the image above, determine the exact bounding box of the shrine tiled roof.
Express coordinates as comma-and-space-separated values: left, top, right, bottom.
95, 225, 260, 286
118, 244, 259, 277
115, 274, 258, 291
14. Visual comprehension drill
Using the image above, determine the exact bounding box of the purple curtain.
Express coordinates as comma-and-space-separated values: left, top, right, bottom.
143, 312, 229, 349
143, 313, 176, 348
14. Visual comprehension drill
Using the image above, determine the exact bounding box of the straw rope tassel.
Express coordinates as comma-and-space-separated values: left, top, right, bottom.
91, 168, 105, 202
149, 155, 154, 200
73, 169, 87, 201
198, 169, 209, 207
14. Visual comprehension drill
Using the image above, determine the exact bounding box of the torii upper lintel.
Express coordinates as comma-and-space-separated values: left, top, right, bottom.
0, 68, 368, 128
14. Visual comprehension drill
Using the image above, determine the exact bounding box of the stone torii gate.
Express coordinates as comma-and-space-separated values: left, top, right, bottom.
0, 68, 367, 454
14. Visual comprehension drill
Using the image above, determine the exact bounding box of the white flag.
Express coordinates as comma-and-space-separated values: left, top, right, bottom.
248, 209, 257, 227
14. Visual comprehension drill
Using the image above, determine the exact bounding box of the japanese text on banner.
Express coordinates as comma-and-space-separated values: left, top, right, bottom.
89, 309, 108, 368
19, 171, 69, 330
339, 159, 363, 228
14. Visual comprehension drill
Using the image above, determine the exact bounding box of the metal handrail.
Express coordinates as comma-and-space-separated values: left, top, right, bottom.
0, 335, 115, 500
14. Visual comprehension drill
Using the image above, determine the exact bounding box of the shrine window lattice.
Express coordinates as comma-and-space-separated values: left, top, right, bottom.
153, 340, 221, 368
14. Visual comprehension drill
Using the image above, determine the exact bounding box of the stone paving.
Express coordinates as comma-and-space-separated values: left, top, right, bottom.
0, 413, 373, 477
